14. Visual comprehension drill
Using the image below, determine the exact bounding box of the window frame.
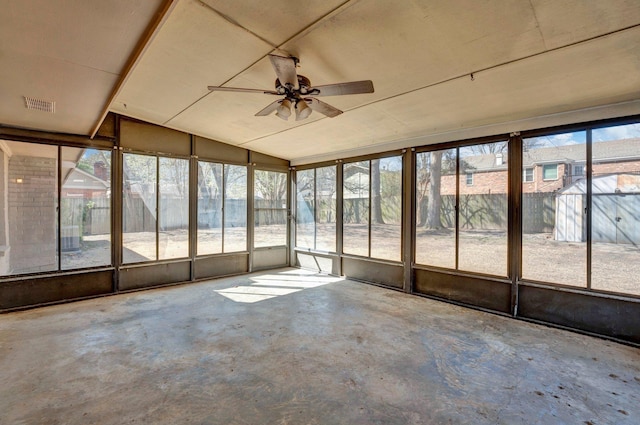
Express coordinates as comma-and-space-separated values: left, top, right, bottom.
523, 167, 534, 182
542, 163, 558, 181
465, 172, 474, 185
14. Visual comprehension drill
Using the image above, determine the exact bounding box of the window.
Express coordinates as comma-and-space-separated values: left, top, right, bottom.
370, 157, 402, 261
122, 154, 189, 263
0, 141, 58, 275
522, 131, 586, 286
542, 164, 558, 180
295, 166, 336, 252
61, 147, 112, 270
159, 157, 189, 259
343, 156, 402, 261
254, 170, 287, 248
197, 162, 248, 255
459, 142, 508, 276
296, 169, 315, 250
523, 167, 534, 182
415, 148, 456, 268
591, 123, 640, 296
415, 142, 508, 276
224, 165, 248, 252
574, 164, 585, 176
343, 160, 370, 257
0, 142, 113, 276
197, 162, 223, 255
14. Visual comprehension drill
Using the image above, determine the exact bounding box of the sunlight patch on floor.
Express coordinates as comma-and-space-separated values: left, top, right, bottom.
214, 272, 343, 303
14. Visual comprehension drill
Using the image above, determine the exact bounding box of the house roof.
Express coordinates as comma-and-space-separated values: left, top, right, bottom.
462, 138, 640, 172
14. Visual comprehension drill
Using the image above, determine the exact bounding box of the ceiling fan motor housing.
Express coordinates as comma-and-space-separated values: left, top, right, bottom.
275, 75, 312, 95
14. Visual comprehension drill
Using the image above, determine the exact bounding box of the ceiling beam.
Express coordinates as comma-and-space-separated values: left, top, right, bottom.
90, 0, 179, 139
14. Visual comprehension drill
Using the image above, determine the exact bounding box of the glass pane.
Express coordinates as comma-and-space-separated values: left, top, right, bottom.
543, 164, 558, 180
0, 141, 58, 275
315, 166, 337, 252
522, 131, 587, 285
61, 148, 111, 270
591, 123, 640, 295
224, 165, 247, 252
458, 141, 508, 276
159, 157, 189, 260
254, 170, 287, 247
296, 169, 315, 249
197, 161, 223, 255
371, 157, 402, 261
123, 154, 157, 263
415, 149, 456, 268
343, 160, 369, 256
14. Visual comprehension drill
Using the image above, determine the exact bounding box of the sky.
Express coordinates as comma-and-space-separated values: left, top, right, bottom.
526, 123, 640, 148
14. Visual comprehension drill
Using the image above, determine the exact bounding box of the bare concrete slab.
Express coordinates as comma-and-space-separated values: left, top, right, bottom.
1, 268, 638, 424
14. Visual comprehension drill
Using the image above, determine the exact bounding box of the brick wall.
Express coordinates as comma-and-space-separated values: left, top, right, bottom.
593, 160, 640, 175
8, 155, 57, 273
440, 169, 509, 195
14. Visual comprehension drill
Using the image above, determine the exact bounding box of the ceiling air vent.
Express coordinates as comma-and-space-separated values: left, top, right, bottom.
24, 96, 55, 113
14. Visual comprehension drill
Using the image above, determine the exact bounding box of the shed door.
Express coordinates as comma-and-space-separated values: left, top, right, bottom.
616, 194, 640, 245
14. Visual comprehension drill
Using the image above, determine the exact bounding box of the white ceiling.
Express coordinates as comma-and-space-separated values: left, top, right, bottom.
2, 0, 640, 165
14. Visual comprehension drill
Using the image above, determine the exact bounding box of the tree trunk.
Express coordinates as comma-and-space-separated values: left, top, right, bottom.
426, 151, 443, 229
371, 159, 385, 224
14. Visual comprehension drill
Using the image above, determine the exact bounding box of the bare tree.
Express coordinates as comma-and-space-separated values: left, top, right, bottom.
371, 159, 384, 224
425, 151, 444, 229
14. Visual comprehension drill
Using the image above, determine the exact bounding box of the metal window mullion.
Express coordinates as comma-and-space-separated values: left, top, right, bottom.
247, 161, 255, 272
586, 129, 593, 289
221, 163, 226, 253
403, 149, 415, 293
189, 144, 198, 280
289, 168, 296, 265
455, 148, 460, 270
313, 168, 317, 250
57, 145, 62, 271
155, 155, 160, 261
113, 144, 122, 291
286, 169, 291, 265
336, 162, 344, 266
509, 133, 523, 317
368, 160, 372, 258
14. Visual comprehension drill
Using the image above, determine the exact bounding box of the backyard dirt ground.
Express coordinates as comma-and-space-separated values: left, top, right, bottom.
63, 224, 639, 297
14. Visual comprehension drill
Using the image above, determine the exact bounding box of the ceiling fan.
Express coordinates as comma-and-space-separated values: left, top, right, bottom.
207, 54, 374, 121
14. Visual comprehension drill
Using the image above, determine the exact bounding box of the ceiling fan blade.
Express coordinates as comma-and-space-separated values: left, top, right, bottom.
306, 98, 343, 118
208, 86, 279, 95
310, 80, 374, 96
255, 99, 283, 116
269, 54, 298, 89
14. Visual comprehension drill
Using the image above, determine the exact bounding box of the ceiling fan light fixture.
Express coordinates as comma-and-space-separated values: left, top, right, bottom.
295, 99, 312, 121
276, 98, 292, 120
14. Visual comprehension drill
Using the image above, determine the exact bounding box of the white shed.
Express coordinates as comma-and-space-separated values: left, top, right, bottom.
555, 174, 640, 244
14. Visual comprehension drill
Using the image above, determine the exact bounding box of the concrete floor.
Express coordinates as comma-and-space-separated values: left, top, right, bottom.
1, 268, 638, 425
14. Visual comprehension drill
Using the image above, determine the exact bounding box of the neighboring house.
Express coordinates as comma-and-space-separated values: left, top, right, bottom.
438, 138, 640, 196
62, 166, 110, 199
431, 138, 640, 242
